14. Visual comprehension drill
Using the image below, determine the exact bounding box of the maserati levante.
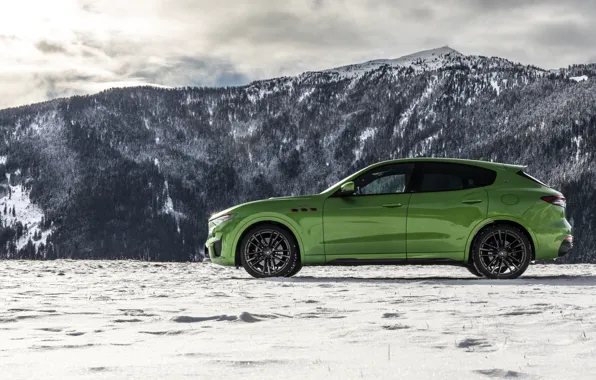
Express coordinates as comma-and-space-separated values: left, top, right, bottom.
205, 158, 573, 279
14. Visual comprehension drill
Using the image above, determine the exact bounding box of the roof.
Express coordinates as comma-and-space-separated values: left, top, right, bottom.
369, 157, 526, 171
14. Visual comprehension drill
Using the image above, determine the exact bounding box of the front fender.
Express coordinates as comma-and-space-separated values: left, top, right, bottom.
230, 213, 307, 266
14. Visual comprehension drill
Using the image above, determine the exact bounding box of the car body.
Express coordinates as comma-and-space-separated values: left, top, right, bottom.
205, 158, 573, 278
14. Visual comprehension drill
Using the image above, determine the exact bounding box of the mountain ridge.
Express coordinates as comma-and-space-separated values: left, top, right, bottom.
1, 46, 589, 113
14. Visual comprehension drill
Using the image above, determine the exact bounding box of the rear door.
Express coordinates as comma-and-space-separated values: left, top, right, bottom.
406, 162, 495, 261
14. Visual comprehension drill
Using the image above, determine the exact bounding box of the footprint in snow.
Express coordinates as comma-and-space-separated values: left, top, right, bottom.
239, 312, 261, 323
382, 324, 410, 330
457, 338, 495, 352
139, 330, 186, 336
172, 313, 280, 323
500, 310, 542, 316
172, 315, 237, 323
88, 367, 111, 373
474, 369, 526, 378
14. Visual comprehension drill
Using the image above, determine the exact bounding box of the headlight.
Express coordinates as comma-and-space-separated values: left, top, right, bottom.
208, 214, 235, 234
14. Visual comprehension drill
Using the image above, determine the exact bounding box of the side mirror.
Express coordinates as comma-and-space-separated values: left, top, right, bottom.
338, 181, 355, 196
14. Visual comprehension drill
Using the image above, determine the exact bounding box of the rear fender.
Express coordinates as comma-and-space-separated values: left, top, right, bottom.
463, 216, 538, 263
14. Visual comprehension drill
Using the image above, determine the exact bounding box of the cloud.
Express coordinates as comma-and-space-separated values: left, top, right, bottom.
530, 21, 594, 47
132, 57, 250, 88
35, 40, 67, 54
406, 7, 436, 21
1, 0, 596, 108
209, 10, 370, 50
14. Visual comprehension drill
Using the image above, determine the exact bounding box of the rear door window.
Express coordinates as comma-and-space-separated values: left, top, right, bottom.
415, 162, 496, 193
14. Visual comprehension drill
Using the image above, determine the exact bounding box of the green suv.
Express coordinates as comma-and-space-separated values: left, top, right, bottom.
205, 158, 573, 279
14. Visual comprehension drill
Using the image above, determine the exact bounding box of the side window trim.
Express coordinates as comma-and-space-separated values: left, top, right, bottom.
408, 162, 423, 193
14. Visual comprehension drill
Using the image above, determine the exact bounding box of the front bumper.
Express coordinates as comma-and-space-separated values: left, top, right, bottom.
205, 233, 235, 266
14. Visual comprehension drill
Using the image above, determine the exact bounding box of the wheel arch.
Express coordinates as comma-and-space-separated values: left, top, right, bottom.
465, 218, 537, 264
232, 216, 303, 268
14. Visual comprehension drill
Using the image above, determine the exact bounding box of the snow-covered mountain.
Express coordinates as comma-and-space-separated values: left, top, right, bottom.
0, 47, 594, 262
321, 46, 465, 78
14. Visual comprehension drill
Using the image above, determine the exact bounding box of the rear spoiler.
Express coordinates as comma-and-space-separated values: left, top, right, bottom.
502, 163, 527, 172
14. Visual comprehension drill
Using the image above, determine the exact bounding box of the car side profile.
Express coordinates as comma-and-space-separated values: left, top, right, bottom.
205, 158, 573, 279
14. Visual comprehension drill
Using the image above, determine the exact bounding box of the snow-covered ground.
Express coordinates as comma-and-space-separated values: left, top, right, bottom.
1, 261, 596, 380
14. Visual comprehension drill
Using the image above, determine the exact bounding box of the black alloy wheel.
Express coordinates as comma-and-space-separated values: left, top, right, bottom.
471, 224, 532, 279
240, 224, 299, 278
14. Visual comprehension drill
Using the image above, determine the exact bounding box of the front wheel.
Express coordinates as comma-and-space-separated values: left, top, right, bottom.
471, 224, 532, 279
240, 224, 299, 278
285, 261, 302, 277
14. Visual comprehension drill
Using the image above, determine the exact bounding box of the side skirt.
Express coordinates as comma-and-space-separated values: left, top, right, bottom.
325, 258, 465, 266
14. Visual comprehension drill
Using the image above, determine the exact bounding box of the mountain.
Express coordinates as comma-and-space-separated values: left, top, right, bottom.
0, 47, 594, 262
322, 46, 464, 78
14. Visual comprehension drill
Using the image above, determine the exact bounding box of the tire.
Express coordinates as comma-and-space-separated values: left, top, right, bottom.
240, 224, 299, 278
465, 263, 484, 278
285, 261, 302, 277
471, 224, 532, 279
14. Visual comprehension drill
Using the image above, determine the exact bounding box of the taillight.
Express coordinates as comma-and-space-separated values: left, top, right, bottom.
541, 196, 566, 208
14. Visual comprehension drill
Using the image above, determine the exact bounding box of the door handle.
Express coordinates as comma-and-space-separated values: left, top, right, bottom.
462, 199, 483, 204
382, 203, 403, 208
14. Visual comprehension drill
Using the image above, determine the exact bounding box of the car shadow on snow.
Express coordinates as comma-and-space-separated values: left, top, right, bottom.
255, 275, 596, 286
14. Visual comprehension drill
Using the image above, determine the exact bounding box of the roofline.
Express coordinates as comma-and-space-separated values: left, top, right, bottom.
321, 157, 526, 195
368, 157, 525, 170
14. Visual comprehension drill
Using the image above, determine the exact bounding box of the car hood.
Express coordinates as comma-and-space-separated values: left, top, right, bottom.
208, 195, 317, 221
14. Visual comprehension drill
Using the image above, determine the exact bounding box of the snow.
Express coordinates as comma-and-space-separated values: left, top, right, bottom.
231, 123, 258, 139
398, 75, 438, 130
354, 128, 376, 161
0, 156, 6, 165
490, 78, 501, 96
572, 136, 582, 161
0, 183, 50, 250
1, 261, 596, 380
161, 180, 183, 233
298, 88, 315, 103
323, 47, 463, 79
359, 128, 375, 143
570, 75, 588, 82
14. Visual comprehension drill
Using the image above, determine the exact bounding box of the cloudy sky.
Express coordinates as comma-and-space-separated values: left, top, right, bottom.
1, 0, 595, 109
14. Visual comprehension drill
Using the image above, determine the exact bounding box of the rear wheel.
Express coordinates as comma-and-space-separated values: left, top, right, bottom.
465, 264, 483, 278
471, 224, 531, 279
240, 224, 299, 278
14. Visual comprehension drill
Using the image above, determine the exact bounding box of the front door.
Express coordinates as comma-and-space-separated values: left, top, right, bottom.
406, 162, 493, 261
323, 163, 414, 262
